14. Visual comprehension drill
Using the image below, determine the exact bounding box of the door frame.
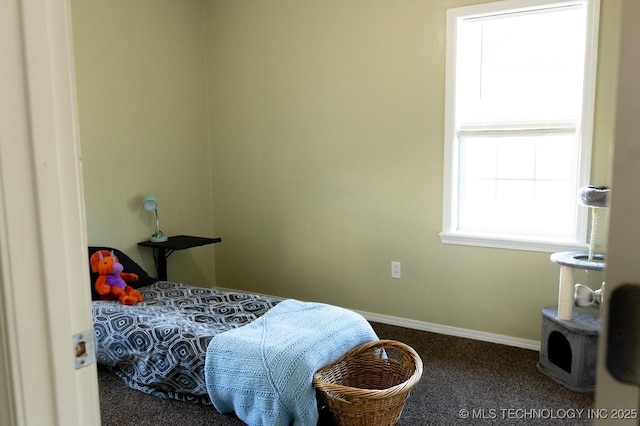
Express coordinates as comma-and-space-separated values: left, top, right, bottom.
0, 0, 100, 424
594, 0, 640, 424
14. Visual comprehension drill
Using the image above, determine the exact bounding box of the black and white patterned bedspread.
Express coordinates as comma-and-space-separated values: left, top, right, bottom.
93, 281, 281, 404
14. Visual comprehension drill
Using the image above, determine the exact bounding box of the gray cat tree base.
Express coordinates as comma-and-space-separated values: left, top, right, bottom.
537, 306, 600, 392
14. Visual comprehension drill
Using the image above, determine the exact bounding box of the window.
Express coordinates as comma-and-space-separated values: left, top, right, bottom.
441, 0, 600, 252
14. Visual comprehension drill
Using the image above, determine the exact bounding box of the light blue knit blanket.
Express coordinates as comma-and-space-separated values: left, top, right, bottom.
205, 299, 378, 426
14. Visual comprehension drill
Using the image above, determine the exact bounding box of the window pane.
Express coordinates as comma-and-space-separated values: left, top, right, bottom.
461, 137, 497, 178
535, 134, 575, 180
495, 180, 535, 232
496, 137, 536, 179
459, 133, 578, 239
534, 180, 576, 237
458, 178, 496, 231
457, 5, 587, 124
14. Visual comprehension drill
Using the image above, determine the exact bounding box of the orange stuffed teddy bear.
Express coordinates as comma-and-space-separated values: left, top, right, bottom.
90, 250, 143, 305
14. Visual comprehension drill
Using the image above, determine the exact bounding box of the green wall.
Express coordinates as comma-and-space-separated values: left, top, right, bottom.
72, 0, 216, 285
72, 0, 620, 341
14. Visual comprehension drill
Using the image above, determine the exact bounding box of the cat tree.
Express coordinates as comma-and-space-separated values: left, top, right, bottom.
537, 185, 610, 392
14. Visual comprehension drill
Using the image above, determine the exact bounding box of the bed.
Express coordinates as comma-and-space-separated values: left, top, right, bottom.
90, 246, 281, 404
89, 246, 378, 425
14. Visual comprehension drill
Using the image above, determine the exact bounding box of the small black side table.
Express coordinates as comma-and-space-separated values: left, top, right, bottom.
138, 235, 222, 281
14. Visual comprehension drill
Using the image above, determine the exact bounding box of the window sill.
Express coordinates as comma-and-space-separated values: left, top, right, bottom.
439, 231, 589, 253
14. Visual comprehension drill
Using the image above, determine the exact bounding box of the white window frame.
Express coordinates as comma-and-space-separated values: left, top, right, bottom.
440, 0, 600, 253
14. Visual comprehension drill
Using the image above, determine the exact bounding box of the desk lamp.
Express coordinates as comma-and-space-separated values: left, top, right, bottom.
142, 194, 168, 242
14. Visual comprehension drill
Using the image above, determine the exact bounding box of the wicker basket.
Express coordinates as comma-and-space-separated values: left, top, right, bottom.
313, 339, 423, 426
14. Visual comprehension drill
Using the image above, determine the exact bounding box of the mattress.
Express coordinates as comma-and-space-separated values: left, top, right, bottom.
93, 281, 281, 404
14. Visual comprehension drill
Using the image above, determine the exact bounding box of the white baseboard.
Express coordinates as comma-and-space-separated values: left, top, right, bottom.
214, 286, 541, 351
356, 309, 541, 351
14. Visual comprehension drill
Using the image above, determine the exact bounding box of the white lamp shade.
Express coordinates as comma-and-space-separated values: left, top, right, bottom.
143, 194, 158, 211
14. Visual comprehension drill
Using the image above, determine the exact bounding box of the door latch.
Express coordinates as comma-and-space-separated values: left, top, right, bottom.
73, 329, 96, 369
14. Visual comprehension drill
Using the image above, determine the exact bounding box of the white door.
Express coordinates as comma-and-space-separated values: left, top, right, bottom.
595, 0, 640, 424
0, 0, 101, 425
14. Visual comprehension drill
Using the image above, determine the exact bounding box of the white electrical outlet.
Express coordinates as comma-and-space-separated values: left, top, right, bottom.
391, 261, 401, 279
